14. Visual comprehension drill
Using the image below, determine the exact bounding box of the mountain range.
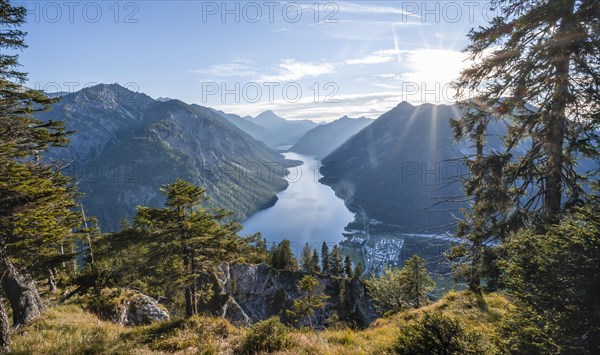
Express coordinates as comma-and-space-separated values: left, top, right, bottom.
206, 109, 318, 150
204, 107, 273, 147
290, 116, 373, 159
39, 84, 295, 231
42, 84, 566, 235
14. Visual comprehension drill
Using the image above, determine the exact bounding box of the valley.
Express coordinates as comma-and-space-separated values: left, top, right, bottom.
40, 86, 464, 275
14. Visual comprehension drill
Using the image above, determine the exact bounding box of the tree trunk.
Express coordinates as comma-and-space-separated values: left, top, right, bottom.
0, 298, 10, 352
542, 0, 575, 224
48, 268, 57, 293
470, 237, 482, 293
470, 134, 484, 293
414, 263, 420, 308
183, 249, 197, 317
1, 258, 46, 326
185, 286, 194, 317
190, 249, 197, 316
543, 110, 564, 225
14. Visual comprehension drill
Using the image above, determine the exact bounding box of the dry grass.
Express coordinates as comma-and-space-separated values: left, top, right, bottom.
7, 291, 511, 354
9, 305, 133, 354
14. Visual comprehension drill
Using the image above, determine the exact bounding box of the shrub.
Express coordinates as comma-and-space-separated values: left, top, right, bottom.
393, 311, 483, 355
86, 288, 134, 322
236, 317, 292, 354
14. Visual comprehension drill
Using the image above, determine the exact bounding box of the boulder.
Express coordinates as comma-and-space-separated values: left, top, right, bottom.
125, 292, 171, 326
90, 288, 170, 326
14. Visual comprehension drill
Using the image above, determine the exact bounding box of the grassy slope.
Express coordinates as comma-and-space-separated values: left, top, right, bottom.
8, 291, 511, 354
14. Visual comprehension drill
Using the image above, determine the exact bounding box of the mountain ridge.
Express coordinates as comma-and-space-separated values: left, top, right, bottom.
38, 84, 296, 231
249, 110, 318, 149
321, 102, 465, 233
290, 115, 373, 159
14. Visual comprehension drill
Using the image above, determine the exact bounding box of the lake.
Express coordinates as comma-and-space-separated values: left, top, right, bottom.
241, 152, 355, 254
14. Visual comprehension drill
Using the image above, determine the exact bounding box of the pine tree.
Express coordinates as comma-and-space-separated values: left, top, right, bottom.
270, 240, 297, 271
499, 205, 600, 353
300, 243, 314, 273
241, 233, 270, 264
321, 242, 330, 274
330, 245, 343, 277
353, 262, 365, 279
449, 108, 511, 292
400, 255, 434, 308
344, 255, 353, 278
311, 248, 320, 273
367, 255, 435, 313
130, 178, 248, 317
454, 0, 600, 228
0, 0, 80, 330
366, 268, 407, 314
288, 275, 328, 329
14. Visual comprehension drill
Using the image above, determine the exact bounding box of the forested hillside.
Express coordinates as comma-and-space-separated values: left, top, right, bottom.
37, 85, 295, 231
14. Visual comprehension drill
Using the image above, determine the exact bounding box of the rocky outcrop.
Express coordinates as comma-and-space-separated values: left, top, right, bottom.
90, 288, 170, 326
198, 263, 378, 329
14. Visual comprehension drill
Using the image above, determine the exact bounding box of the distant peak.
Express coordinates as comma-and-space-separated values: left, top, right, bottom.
256, 110, 284, 120
71, 83, 153, 107
397, 101, 413, 108
95, 82, 121, 89
82, 83, 134, 94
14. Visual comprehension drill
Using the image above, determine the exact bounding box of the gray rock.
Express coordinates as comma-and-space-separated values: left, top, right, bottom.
125, 293, 171, 326
198, 263, 378, 329
92, 289, 170, 326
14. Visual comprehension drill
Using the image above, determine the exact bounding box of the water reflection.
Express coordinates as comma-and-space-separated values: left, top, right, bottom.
241, 152, 354, 253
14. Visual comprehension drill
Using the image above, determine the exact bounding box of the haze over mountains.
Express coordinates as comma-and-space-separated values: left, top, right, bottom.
207, 109, 318, 149
321, 103, 466, 233
39, 84, 295, 231
205, 108, 272, 146
249, 110, 318, 149
290, 116, 373, 159
38, 83, 514, 235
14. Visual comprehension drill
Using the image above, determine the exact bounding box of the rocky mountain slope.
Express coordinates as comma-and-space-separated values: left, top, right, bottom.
321, 102, 466, 233
39, 84, 294, 231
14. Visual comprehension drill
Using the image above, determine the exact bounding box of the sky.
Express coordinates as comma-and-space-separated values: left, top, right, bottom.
17, 0, 496, 121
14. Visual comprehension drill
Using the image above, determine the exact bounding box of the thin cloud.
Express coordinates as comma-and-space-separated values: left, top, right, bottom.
374, 73, 403, 79
215, 91, 408, 122
338, 2, 420, 18
345, 49, 400, 65
259, 59, 336, 81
